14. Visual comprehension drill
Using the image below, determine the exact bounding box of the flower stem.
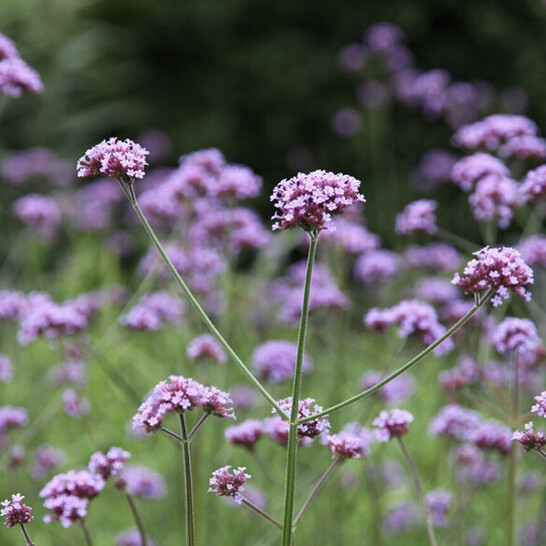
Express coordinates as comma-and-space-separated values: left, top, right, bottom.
250, 449, 283, 490
18, 523, 34, 546
297, 288, 495, 425
507, 351, 520, 546
80, 519, 93, 546
293, 458, 341, 527
125, 493, 148, 546
281, 233, 318, 546
187, 413, 209, 442
129, 194, 288, 420
397, 438, 438, 546
241, 498, 282, 529
179, 413, 196, 546
436, 227, 478, 253
363, 461, 383, 546
160, 426, 185, 443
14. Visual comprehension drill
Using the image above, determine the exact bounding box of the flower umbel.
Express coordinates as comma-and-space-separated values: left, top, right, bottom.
1, 493, 33, 528
208, 466, 250, 504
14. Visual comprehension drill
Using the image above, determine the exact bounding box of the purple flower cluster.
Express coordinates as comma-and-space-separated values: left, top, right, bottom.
471, 420, 512, 455
132, 375, 234, 432
77, 138, 149, 184
270, 170, 365, 232
519, 235, 546, 267
492, 317, 540, 355
500, 135, 546, 161
118, 466, 167, 499
426, 489, 452, 527
0, 33, 18, 60
454, 444, 500, 486
439, 355, 480, 392
532, 391, 546, 417
0, 354, 13, 382
31, 445, 66, 481
395, 199, 438, 235
429, 404, 481, 441
0, 290, 26, 321
451, 153, 510, 192
414, 277, 460, 306
520, 165, 546, 202
251, 340, 312, 383
224, 420, 264, 450
1, 493, 33, 528
120, 291, 184, 331
0, 57, 43, 97
411, 148, 458, 192
88, 447, 131, 480
512, 422, 546, 453
62, 389, 91, 419
208, 466, 250, 504
361, 371, 415, 403
452, 246, 534, 306
115, 528, 157, 546
186, 334, 227, 364
365, 299, 454, 355
405, 243, 462, 271
373, 409, 414, 440
326, 423, 374, 459
0, 406, 29, 440
321, 217, 380, 254
12, 194, 61, 239
354, 250, 403, 284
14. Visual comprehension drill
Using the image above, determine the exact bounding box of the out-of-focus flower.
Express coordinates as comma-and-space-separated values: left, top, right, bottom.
355, 250, 403, 284
1, 493, 33, 528
0, 58, 43, 97
120, 291, 184, 331
373, 409, 414, 440
62, 389, 91, 419
77, 138, 149, 184
414, 277, 460, 306
115, 527, 157, 546
520, 164, 546, 202
361, 372, 416, 403
500, 135, 546, 161
0, 33, 19, 60
395, 199, 437, 235
429, 404, 481, 441
31, 445, 66, 481
251, 340, 312, 383
452, 246, 534, 307
411, 148, 458, 191
271, 170, 365, 232
519, 235, 546, 268
321, 218, 380, 254
118, 466, 167, 499
471, 420, 512, 454
492, 317, 540, 355
327, 424, 374, 459
186, 334, 227, 364
451, 153, 510, 192
337, 43, 368, 72
0, 354, 13, 382
7, 445, 25, 471
208, 466, 250, 504
0, 406, 29, 436
532, 391, 546, 417
382, 502, 419, 535
89, 447, 131, 480
426, 489, 452, 527
12, 194, 61, 239
0, 290, 26, 322
225, 420, 264, 450
405, 243, 462, 271
332, 108, 362, 138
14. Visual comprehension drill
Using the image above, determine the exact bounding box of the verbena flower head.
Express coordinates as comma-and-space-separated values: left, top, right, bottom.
270, 169, 365, 232
471, 420, 512, 455
77, 138, 149, 184
321, 218, 380, 254
42, 494, 89, 527
62, 389, 90, 419
224, 420, 264, 450
275, 397, 330, 439
429, 404, 481, 441
452, 246, 534, 307
118, 466, 167, 499
120, 291, 184, 331
531, 391, 546, 417
208, 465, 250, 504
520, 235, 546, 268
373, 409, 414, 440
132, 376, 205, 432
31, 445, 66, 481
327, 424, 374, 459
512, 422, 546, 452
210, 164, 263, 200
1, 493, 33, 528
426, 489, 452, 527
0, 33, 19, 60
186, 334, 227, 364
520, 164, 546, 202
251, 340, 312, 383
0, 290, 26, 322
0, 406, 29, 435
405, 243, 462, 272
492, 317, 540, 355
201, 386, 235, 419
12, 194, 61, 239
88, 447, 131, 480
355, 250, 402, 284
383, 502, 419, 535
500, 135, 546, 161
0, 58, 43, 97
395, 199, 438, 235
451, 153, 510, 191
361, 371, 416, 403
414, 277, 460, 306
40, 469, 105, 500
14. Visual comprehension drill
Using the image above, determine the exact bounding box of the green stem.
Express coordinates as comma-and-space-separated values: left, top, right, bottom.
281, 233, 318, 546
436, 227, 478, 253
160, 426, 185, 443
241, 498, 282, 529
507, 350, 519, 546
80, 519, 93, 546
397, 438, 438, 546
129, 192, 287, 420
363, 461, 383, 546
187, 413, 209, 442
298, 288, 494, 425
19, 523, 34, 546
125, 494, 148, 546
180, 413, 196, 546
292, 458, 340, 527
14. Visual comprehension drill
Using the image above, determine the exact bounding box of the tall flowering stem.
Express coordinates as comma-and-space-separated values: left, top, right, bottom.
507, 350, 520, 546
297, 288, 495, 425
397, 438, 438, 546
281, 232, 318, 546
128, 191, 288, 420
125, 493, 147, 546
80, 519, 93, 546
179, 413, 195, 546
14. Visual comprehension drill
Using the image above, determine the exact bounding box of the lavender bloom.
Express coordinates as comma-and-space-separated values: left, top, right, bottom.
277, 397, 330, 440
270, 170, 365, 232
321, 218, 380, 254
426, 489, 452, 527
373, 409, 414, 440
531, 391, 546, 417
224, 420, 264, 450
454, 444, 501, 485
414, 277, 460, 306
0, 354, 13, 382
365, 22, 406, 52
72, 178, 124, 230
439, 355, 480, 392
0, 406, 29, 435
411, 148, 458, 191
0, 290, 26, 321
361, 371, 416, 403
251, 340, 312, 383
512, 422, 546, 453
42, 495, 88, 527
468, 175, 521, 228
451, 153, 510, 192
1, 493, 33, 528
12, 194, 61, 239
332, 108, 362, 138
0, 33, 19, 60
395, 199, 438, 235
405, 243, 462, 271
89, 447, 131, 480
429, 404, 481, 441
452, 246, 534, 307
355, 250, 403, 284
77, 138, 149, 184
453, 114, 538, 150
120, 291, 184, 331
119, 466, 167, 499
230, 386, 258, 410
337, 43, 368, 72
201, 386, 235, 419
31, 445, 66, 480
137, 185, 182, 226
471, 420, 512, 454
7, 445, 25, 471
0, 58, 43, 97
326, 424, 374, 459
116, 528, 157, 546
208, 466, 250, 504
520, 235, 546, 268
492, 317, 540, 355
520, 165, 546, 202
48, 360, 88, 389
62, 389, 91, 419
208, 164, 262, 200
383, 502, 419, 535
179, 148, 226, 176
500, 135, 546, 161
186, 334, 227, 364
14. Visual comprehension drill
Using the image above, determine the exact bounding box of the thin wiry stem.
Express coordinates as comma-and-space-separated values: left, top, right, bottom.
281, 233, 318, 546
297, 288, 495, 425
19, 523, 34, 546
127, 190, 288, 420
292, 458, 341, 527
80, 519, 93, 546
125, 493, 148, 546
507, 350, 520, 546
397, 438, 438, 546
187, 413, 209, 442
180, 413, 196, 546
160, 426, 185, 443
241, 498, 282, 529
